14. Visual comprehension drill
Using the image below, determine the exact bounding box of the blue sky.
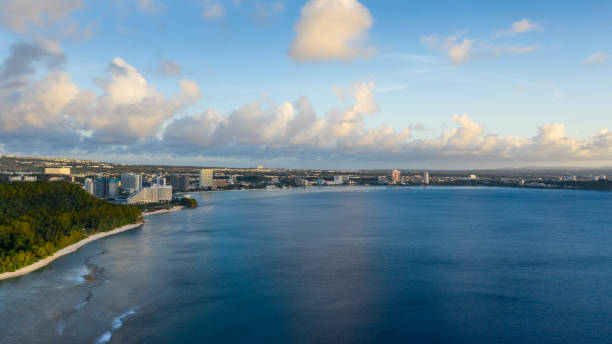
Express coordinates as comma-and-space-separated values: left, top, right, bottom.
0, 0, 610, 168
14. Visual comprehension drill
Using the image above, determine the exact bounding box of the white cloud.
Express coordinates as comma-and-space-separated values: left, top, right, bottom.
153, 58, 183, 77
447, 38, 472, 65
179, 79, 202, 99
289, 0, 375, 62
0, 49, 201, 143
0, 71, 79, 131
164, 80, 409, 154
0, 41, 609, 167
0, 0, 83, 32
421, 31, 537, 65
136, 0, 165, 14
495, 19, 541, 37
201, 0, 226, 19
0, 0, 95, 39
584, 52, 608, 65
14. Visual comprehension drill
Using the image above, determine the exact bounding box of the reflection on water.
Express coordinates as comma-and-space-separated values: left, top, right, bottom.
1, 187, 612, 343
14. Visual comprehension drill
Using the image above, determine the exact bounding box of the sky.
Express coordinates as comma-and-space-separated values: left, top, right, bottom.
0, 0, 610, 169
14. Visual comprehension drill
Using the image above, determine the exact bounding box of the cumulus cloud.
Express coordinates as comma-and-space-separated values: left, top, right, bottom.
413, 115, 612, 164
584, 52, 608, 65
0, 49, 200, 144
0, 39, 65, 88
289, 0, 375, 62
164, 80, 410, 156
495, 19, 541, 37
0, 41, 609, 167
162, 91, 611, 165
421, 31, 537, 65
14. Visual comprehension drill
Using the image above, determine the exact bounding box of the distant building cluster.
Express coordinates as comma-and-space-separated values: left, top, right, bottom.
2, 155, 612, 194
8, 175, 37, 182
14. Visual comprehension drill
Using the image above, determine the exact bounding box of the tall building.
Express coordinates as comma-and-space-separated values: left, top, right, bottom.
334, 175, 347, 184
127, 184, 173, 204
392, 169, 401, 184
94, 177, 107, 197
200, 169, 213, 189
83, 178, 94, 195
44, 167, 71, 175
424, 171, 430, 185
107, 178, 120, 197
168, 175, 190, 191
121, 173, 142, 193
152, 177, 166, 186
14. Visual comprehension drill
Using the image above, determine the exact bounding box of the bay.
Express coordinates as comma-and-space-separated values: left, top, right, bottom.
1, 186, 611, 343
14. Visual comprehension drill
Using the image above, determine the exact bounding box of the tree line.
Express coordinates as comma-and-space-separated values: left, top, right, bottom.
0, 182, 142, 273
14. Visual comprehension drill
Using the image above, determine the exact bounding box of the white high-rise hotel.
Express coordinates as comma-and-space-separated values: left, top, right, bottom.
121, 173, 143, 193
200, 169, 213, 189
392, 169, 401, 184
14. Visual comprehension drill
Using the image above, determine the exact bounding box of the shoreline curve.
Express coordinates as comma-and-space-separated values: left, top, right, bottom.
0, 205, 184, 281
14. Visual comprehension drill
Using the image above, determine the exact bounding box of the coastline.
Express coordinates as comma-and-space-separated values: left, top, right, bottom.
0, 205, 184, 281
142, 205, 184, 217
0, 222, 143, 281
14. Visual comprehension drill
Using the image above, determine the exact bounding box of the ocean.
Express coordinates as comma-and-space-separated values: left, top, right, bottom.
1, 186, 611, 343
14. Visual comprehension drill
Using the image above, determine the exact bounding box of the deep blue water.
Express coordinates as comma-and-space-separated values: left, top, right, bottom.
1, 186, 612, 343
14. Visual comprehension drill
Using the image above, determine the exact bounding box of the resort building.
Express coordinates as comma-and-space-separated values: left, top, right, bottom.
392, 169, 401, 184
107, 178, 120, 197
121, 173, 143, 193
200, 169, 213, 189
83, 178, 94, 195
44, 167, 71, 175
168, 175, 190, 191
127, 184, 173, 204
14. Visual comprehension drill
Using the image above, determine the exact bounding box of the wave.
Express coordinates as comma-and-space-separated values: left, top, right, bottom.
95, 331, 112, 344
94, 309, 137, 344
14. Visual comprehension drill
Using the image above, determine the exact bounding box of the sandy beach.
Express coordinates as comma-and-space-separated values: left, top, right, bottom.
142, 205, 184, 217
0, 205, 186, 281
0, 222, 144, 281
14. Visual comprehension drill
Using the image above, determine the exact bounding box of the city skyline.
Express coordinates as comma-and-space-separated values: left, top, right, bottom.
0, 0, 611, 169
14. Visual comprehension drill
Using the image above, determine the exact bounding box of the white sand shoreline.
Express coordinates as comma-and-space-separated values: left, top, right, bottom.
0, 205, 184, 281
142, 205, 184, 217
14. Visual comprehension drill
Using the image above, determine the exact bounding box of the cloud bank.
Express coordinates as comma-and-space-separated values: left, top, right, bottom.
0, 39, 609, 168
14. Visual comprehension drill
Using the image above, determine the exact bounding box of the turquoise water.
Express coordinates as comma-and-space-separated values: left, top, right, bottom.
1, 186, 612, 343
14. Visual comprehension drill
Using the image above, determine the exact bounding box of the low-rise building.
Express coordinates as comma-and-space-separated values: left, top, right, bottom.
44, 167, 71, 175
213, 179, 228, 188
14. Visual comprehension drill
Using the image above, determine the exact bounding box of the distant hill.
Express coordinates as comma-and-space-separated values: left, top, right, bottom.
0, 182, 142, 273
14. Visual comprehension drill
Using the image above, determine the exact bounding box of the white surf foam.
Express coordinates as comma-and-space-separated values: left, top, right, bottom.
93, 309, 136, 344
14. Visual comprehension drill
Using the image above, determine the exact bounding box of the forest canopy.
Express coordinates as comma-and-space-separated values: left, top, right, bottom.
0, 182, 142, 273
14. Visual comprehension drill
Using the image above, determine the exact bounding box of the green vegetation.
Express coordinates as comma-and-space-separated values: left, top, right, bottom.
0, 182, 142, 273
179, 197, 198, 208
